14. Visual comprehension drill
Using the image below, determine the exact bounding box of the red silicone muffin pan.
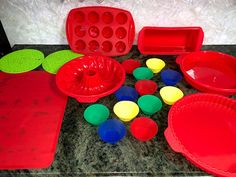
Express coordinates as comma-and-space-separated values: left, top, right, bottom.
56, 55, 126, 103
66, 6, 135, 56
138, 27, 204, 55
165, 93, 236, 177
0, 71, 67, 169
176, 51, 236, 96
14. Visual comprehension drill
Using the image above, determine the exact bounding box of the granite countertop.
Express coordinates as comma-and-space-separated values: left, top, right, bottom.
0, 45, 236, 177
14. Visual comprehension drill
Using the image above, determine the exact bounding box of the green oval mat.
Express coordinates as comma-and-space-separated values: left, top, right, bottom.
42, 50, 83, 74
0, 49, 44, 74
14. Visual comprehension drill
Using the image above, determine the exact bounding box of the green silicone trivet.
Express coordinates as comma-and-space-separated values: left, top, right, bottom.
0, 49, 44, 74
42, 50, 83, 74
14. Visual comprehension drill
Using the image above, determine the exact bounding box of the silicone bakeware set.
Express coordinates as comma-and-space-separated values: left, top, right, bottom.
1, 6, 236, 177
60, 6, 236, 177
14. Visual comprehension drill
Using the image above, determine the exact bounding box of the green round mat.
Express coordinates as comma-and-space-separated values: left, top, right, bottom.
42, 50, 83, 74
0, 49, 44, 74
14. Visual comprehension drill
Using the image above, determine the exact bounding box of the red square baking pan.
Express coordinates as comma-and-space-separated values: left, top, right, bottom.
138, 27, 204, 55
0, 71, 67, 169
66, 6, 135, 56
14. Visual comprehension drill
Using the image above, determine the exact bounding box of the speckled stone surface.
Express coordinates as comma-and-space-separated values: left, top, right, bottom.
0, 45, 236, 177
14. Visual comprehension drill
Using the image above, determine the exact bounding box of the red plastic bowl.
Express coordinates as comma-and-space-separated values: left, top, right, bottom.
135, 80, 158, 95
121, 59, 141, 74
138, 27, 204, 55
56, 55, 126, 103
177, 51, 236, 96
66, 6, 135, 56
130, 117, 158, 141
165, 93, 236, 177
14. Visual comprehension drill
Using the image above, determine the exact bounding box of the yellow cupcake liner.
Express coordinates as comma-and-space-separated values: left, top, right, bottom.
146, 58, 165, 73
160, 86, 184, 105
113, 101, 139, 122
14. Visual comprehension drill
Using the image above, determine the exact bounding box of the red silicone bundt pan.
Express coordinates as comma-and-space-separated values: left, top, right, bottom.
66, 6, 135, 56
138, 27, 204, 55
165, 93, 236, 177
56, 55, 126, 103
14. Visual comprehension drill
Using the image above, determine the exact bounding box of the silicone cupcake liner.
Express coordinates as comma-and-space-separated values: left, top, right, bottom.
137, 95, 162, 115
98, 119, 126, 144
133, 67, 153, 80
160, 86, 184, 105
113, 101, 139, 122
146, 58, 165, 73
130, 117, 158, 142
121, 59, 141, 74
161, 69, 182, 86
84, 104, 109, 125
115, 86, 139, 102
135, 80, 158, 95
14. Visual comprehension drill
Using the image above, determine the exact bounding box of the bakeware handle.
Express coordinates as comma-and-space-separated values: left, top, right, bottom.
164, 128, 182, 153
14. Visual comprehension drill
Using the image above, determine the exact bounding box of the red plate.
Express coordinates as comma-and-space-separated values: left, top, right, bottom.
165, 93, 236, 177
66, 6, 135, 56
56, 55, 126, 103
0, 71, 67, 169
177, 51, 236, 96
138, 27, 204, 55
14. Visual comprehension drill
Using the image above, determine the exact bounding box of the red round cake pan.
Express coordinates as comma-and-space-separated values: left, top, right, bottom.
138, 27, 204, 55
165, 93, 236, 177
56, 55, 126, 103
66, 6, 135, 56
176, 51, 236, 96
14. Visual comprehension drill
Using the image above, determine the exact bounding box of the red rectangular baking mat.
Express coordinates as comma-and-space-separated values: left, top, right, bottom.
0, 71, 67, 169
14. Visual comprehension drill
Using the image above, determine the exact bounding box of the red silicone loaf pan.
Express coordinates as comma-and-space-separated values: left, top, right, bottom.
138, 27, 204, 55
66, 6, 135, 56
165, 93, 236, 177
